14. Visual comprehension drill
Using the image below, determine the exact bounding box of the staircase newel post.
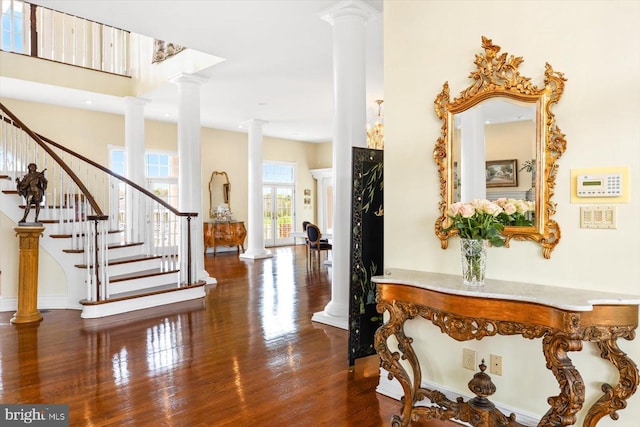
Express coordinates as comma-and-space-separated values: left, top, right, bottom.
87, 215, 108, 301
11, 226, 45, 324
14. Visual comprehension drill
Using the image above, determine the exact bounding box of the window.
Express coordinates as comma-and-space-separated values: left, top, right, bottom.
109, 148, 179, 208
1, 0, 26, 54
111, 149, 125, 175
263, 163, 295, 184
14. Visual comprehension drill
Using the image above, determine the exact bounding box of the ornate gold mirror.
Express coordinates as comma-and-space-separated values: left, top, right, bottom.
209, 171, 231, 218
434, 36, 566, 259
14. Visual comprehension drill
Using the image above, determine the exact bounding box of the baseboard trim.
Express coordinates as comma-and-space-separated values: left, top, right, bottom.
376, 368, 540, 426
0, 296, 72, 312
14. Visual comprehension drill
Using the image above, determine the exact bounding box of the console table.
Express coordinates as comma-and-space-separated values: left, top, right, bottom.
204, 221, 246, 255
372, 269, 640, 427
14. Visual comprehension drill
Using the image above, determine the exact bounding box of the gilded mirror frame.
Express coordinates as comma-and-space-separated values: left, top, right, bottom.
434, 36, 567, 259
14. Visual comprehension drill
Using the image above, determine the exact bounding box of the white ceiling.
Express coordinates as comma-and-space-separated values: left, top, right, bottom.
14, 0, 384, 143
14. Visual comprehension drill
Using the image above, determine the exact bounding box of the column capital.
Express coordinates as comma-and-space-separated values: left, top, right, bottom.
243, 119, 269, 128
124, 96, 150, 106
320, 0, 380, 25
169, 72, 209, 86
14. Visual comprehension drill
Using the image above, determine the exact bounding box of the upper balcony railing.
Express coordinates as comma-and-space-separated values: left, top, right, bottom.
1, 0, 130, 76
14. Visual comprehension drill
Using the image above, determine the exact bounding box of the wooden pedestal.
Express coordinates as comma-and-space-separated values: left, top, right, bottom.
11, 226, 45, 324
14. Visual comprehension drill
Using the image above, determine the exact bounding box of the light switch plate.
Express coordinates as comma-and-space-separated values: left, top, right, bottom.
580, 205, 617, 229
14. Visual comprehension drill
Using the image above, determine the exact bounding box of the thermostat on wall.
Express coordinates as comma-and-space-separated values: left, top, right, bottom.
576, 173, 622, 197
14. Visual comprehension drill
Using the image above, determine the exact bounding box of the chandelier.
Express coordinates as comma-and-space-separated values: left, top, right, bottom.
366, 99, 384, 150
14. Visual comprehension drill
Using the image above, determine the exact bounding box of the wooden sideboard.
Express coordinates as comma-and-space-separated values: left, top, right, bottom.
204, 221, 246, 255
372, 269, 640, 427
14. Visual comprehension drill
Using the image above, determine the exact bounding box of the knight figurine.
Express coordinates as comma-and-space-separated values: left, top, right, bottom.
16, 163, 48, 224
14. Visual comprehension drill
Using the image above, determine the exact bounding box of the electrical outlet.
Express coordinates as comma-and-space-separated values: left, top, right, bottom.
490, 354, 502, 376
463, 348, 477, 371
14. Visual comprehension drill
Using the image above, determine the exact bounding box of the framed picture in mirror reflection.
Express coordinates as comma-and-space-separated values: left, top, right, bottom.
486, 159, 518, 188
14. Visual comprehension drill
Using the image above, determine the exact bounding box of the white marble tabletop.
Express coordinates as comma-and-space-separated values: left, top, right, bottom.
372, 268, 640, 312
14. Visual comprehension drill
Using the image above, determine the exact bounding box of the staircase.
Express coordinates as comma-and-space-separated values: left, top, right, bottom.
0, 103, 206, 319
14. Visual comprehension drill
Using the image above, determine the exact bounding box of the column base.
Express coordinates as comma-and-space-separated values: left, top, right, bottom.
11, 311, 43, 325
198, 270, 217, 286
240, 250, 273, 260
311, 310, 348, 330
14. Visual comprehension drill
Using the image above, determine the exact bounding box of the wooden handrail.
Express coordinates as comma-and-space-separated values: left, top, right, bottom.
0, 102, 197, 218
0, 102, 104, 216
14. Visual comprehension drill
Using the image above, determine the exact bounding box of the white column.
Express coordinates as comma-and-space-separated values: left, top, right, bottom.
124, 96, 147, 243
459, 107, 487, 201
312, 0, 378, 330
240, 119, 272, 260
170, 73, 212, 283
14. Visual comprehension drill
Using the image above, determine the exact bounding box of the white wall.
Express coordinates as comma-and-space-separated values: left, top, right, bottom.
384, 1, 640, 424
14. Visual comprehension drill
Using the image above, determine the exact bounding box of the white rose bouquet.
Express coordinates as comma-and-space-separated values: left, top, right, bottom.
443, 199, 506, 247
494, 198, 535, 227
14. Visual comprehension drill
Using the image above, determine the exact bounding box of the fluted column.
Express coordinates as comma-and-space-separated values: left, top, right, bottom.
124, 96, 148, 243
11, 226, 45, 324
240, 119, 273, 260
312, 0, 378, 329
170, 73, 212, 282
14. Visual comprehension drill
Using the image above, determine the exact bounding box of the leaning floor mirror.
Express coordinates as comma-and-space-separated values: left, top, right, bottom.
434, 36, 567, 259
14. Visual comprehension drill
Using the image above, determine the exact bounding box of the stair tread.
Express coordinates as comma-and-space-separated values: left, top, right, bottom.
79, 281, 206, 305
74, 254, 164, 268
50, 229, 123, 238
62, 241, 144, 253
109, 267, 179, 282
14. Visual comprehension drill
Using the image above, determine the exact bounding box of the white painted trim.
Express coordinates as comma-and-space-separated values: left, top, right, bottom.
311, 310, 348, 330
309, 168, 332, 233
0, 296, 76, 312
376, 368, 541, 427
239, 250, 273, 260
0, 296, 17, 312
80, 286, 206, 319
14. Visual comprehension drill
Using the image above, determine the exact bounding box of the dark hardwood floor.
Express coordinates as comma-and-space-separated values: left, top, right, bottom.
0, 245, 456, 426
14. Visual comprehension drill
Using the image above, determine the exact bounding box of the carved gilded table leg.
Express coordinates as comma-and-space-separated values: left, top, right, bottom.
375, 300, 421, 427
583, 336, 639, 427
539, 332, 584, 426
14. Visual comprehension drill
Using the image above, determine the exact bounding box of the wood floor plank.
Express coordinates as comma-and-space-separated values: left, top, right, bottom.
0, 245, 457, 426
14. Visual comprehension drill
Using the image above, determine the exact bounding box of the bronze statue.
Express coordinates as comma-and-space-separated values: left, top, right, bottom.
16, 163, 48, 223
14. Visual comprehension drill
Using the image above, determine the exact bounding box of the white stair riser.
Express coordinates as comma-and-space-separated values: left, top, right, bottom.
108, 271, 180, 295
81, 286, 206, 319
104, 244, 146, 259
106, 258, 162, 276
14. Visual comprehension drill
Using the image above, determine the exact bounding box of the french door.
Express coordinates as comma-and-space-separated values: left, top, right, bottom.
263, 185, 294, 247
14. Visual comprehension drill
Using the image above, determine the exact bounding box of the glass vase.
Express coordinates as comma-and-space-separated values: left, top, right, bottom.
460, 238, 487, 286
